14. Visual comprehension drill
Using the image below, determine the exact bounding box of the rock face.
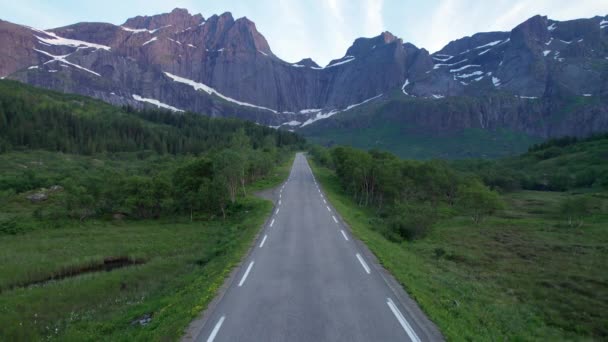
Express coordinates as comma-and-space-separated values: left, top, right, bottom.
0, 9, 607, 138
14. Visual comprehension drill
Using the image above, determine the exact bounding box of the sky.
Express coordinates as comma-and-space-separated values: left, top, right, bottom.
1, 0, 606, 66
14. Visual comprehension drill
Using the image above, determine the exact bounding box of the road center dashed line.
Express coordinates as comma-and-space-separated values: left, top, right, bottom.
341, 230, 349, 241
207, 315, 225, 342
387, 298, 421, 342
259, 234, 268, 248
276, 208, 280, 215
332, 215, 338, 223
270, 219, 275, 227
326, 206, 331, 212
238, 261, 255, 287
356, 253, 371, 274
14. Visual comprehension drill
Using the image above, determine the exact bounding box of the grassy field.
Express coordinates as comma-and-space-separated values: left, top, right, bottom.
0, 152, 294, 341
311, 162, 608, 340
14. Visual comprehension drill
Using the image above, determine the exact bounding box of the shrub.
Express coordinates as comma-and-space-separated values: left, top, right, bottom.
457, 180, 503, 224
386, 202, 437, 240
560, 196, 592, 228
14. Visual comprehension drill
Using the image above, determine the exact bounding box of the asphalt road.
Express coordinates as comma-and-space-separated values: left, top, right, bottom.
188, 153, 442, 341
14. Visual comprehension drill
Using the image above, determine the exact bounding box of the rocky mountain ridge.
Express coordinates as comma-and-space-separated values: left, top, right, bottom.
0, 8, 606, 139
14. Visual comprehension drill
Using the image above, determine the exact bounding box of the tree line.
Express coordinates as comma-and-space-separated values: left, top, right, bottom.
0, 80, 304, 155
309, 145, 502, 240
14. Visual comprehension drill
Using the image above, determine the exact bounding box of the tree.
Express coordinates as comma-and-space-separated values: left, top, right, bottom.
560, 196, 591, 228
456, 180, 503, 224
173, 158, 214, 220
213, 150, 245, 203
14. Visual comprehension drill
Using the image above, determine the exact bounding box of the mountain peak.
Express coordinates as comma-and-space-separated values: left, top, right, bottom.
294, 58, 320, 68
123, 8, 204, 30
345, 31, 402, 57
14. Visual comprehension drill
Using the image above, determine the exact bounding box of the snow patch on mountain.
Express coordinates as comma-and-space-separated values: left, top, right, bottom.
474, 40, 503, 50
600, 19, 608, 28
543, 50, 551, 56
299, 108, 322, 114
121, 25, 172, 34
545, 38, 553, 45
401, 79, 410, 95
325, 57, 355, 68
33, 29, 110, 50
34, 48, 100, 76
432, 55, 453, 62
143, 37, 158, 46
450, 64, 480, 72
301, 94, 383, 127
132, 94, 184, 112
301, 110, 340, 127
478, 49, 491, 56
164, 72, 280, 114
431, 94, 445, 99
433, 58, 467, 69
492, 77, 501, 87
282, 120, 302, 126
456, 71, 483, 78
547, 23, 557, 31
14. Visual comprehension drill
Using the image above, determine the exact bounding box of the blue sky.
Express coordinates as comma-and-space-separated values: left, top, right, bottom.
2, 0, 606, 66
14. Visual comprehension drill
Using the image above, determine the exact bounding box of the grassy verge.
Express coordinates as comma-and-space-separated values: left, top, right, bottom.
0, 153, 294, 341
310, 161, 608, 340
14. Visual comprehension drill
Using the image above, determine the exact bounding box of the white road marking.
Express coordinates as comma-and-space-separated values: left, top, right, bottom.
341, 230, 349, 241
276, 208, 280, 215
259, 234, 268, 248
270, 219, 275, 227
332, 215, 338, 223
356, 253, 371, 274
207, 316, 226, 342
387, 298, 421, 342
279, 193, 282, 199
238, 261, 255, 287
323, 199, 327, 204
279, 199, 282, 206
326, 206, 331, 212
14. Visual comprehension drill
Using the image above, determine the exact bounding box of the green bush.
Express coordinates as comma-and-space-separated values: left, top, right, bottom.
386, 202, 437, 240
456, 180, 503, 224
560, 196, 592, 228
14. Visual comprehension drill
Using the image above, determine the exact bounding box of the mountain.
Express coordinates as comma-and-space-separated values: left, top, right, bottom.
0, 9, 607, 156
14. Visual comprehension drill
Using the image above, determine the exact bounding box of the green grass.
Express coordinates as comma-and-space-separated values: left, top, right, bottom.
311, 161, 608, 340
0, 153, 294, 341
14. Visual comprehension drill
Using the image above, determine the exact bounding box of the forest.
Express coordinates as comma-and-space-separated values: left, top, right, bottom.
0, 80, 305, 227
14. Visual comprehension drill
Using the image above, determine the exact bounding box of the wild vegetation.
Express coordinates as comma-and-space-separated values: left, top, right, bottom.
0, 81, 303, 340
310, 145, 503, 240
310, 138, 608, 340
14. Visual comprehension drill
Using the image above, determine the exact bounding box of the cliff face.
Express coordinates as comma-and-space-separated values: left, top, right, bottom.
0, 9, 607, 138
